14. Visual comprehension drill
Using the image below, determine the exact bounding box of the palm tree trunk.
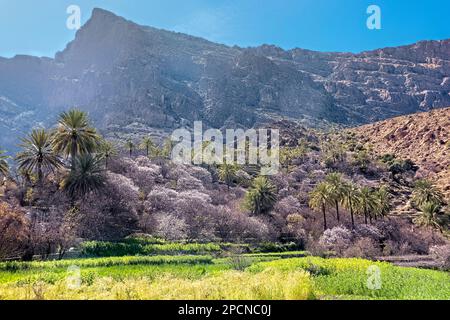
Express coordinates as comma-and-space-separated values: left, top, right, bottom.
322, 203, 327, 231
364, 208, 368, 224
37, 161, 43, 185
335, 200, 340, 222
349, 199, 355, 229
71, 137, 77, 167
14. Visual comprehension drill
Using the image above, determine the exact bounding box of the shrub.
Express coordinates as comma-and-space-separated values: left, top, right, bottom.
430, 245, 450, 271
319, 227, 353, 255
343, 237, 381, 259
154, 213, 189, 241
255, 242, 300, 253
0, 203, 29, 260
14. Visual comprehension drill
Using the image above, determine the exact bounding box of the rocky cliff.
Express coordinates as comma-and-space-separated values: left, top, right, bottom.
0, 8, 449, 151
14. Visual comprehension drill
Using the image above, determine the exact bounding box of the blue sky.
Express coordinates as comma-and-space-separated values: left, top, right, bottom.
0, 0, 449, 58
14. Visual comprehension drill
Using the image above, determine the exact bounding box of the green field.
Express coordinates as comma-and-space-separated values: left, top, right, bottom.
0, 251, 448, 300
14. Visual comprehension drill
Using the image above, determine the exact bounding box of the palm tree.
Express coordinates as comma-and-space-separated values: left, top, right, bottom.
98, 140, 117, 170
161, 139, 175, 159
16, 129, 63, 184
342, 182, 360, 229
414, 201, 443, 231
374, 186, 391, 219
218, 163, 239, 190
63, 154, 106, 201
139, 137, 156, 158
125, 140, 134, 158
244, 176, 277, 215
325, 172, 344, 222
358, 187, 377, 224
412, 179, 444, 208
0, 149, 9, 178
309, 182, 331, 231
52, 109, 100, 164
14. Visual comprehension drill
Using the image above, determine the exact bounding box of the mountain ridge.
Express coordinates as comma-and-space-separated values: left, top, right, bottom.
0, 8, 449, 152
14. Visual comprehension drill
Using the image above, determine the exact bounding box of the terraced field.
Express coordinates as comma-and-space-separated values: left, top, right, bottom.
0, 252, 448, 300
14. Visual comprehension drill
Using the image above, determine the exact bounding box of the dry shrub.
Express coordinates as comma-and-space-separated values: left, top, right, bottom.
0, 202, 29, 260
154, 213, 188, 241
344, 237, 381, 259
319, 226, 353, 255
429, 245, 450, 270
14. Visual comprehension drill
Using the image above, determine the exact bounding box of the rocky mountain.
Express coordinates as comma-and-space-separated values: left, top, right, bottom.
352, 107, 450, 198
0, 8, 449, 152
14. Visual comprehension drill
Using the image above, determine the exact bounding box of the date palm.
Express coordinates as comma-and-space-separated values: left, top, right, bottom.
218, 163, 239, 190
98, 140, 117, 170
16, 129, 63, 184
374, 186, 391, 219
0, 149, 9, 178
414, 202, 443, 231
139, 137, 156, 158
309, 182, 331, 231
342, 182, 360, 229
412, 179, 444, 208
124, 139, 135, 158
244, 176, 277, 215
325, 172, 345, 222
63, 154, 106, 201
358, 186, 377, 224
52, 109, 100, 164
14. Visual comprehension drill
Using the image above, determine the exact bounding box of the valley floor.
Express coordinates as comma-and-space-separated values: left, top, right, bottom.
0, 252, 448, 300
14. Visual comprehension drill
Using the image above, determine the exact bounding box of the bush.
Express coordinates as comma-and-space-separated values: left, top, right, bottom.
255, 242, 300, 253
319, 227, 353, 255
0, 203, 29, 260
344, 237, 381, 259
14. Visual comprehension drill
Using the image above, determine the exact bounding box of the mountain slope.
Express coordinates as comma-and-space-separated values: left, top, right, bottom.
0, 8, 449, 152
352, 107, 450, 197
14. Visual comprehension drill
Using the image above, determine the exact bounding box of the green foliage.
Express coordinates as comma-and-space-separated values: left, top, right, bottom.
254, 242, 301, 253
217, 163, 240, 189
279, 145, 307, 171
0, 254, 449, 300
381, 154, 418, 176
249, 257, 450, 300
139, 137, 156, 157
373, 186, 391, 218
414, 202, 445, 230
357, 187, 377, 223
97, 140, 118, 169
81, 239, 221, 257
52, 109, 100, 160
0, 149, 9, 177
16, 129, 63, 183
124, 139, 135, 157
0, 255, 213, 272
352, 149, 370, 173
325, 172, 345, 222
244, 176, 277, 215
412, 179, 445, 208
62, 154, 106, 199
309, 182, 331, 230
341, 182, 360, 228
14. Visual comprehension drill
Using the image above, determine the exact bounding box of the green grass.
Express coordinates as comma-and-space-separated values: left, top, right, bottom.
0, 254, 448, 300
243, 251, 309, 258
0, 255, 213, 272
81, 240, 222, 257
248, 257, 450, 300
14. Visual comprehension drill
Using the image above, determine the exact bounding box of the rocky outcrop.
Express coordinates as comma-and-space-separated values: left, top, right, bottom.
352, 107, 450, 198
0, 8, 449, 152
